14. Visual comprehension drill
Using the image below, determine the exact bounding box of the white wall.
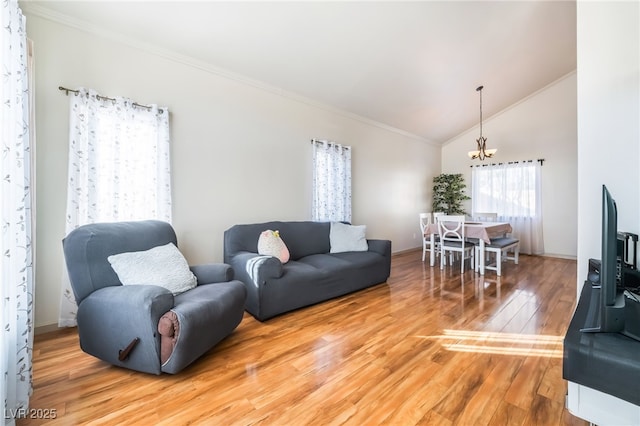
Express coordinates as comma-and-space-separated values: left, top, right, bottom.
27, 14, 441, 328
441, 73, 578, 258
576, 1, 640, 291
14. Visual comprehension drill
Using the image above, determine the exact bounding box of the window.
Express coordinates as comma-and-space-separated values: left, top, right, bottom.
311, 139, 351, 222
471, 161, 544, 254
472, 162, 538, 217
64, 89, 171, 226
59, 88, 171, 326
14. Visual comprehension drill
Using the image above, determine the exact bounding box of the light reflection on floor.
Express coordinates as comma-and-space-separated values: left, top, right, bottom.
416, 329, 564, 358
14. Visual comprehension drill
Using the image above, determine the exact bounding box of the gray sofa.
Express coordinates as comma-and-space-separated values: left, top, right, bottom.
224, 221, 392, 321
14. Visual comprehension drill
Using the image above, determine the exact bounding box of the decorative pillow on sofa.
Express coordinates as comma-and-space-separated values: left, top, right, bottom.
107, 242, 197, 295
330, 222, 368, 253
258, 230, 290, 263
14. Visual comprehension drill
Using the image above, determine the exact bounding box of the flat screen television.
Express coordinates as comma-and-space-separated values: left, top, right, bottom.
581, 185, 626, 334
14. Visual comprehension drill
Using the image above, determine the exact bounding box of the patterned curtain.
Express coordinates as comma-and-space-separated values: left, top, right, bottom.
471, 161, 544, 255
58, 89, 171, 327
1, 0, 34, 419
311, 139, 351, 222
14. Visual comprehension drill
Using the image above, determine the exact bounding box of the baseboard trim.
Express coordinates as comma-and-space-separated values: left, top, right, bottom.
540, 253, 577, 261
392, 247, 421, 256
35, 323, 67, 335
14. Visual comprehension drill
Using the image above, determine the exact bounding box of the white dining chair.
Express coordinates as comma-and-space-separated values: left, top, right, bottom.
433, 212, 445, 221
419, 212, 438, 262
432, 212, 454, 262
437, 215, 475, 274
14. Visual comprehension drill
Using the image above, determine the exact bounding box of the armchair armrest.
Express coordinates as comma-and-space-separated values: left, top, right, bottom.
190, 263, 234, 284
76, 284, 174, 375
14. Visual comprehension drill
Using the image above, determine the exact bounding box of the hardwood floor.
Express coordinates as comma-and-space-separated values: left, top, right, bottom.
20, 251, 588, 425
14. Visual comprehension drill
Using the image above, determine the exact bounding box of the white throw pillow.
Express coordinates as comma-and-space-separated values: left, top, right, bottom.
330, 222, 368, 253
107, 243, 197, 295
257, 230, 290, 263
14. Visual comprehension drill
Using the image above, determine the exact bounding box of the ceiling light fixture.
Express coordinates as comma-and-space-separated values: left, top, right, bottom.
468, 85, 496, 160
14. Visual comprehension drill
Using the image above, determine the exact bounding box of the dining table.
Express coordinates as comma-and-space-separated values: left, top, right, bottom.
424, 221, 513, 275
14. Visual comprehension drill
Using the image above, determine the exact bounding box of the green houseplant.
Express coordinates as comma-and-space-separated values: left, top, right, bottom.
432, 173, 470, 215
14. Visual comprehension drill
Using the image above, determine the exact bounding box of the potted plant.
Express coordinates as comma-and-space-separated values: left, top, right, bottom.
432, 173, 470, 215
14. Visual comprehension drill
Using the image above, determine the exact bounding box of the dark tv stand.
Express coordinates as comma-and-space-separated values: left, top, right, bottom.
563, 282, 640, 424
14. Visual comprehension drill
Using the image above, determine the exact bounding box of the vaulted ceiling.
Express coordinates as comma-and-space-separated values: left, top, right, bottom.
23, 1, 577, 144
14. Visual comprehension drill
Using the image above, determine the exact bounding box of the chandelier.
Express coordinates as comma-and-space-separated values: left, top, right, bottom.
468, 85, 496, 160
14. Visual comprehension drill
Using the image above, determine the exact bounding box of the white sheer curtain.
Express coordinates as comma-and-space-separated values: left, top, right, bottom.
58, 89, 171, 327
471, 161, 544, 255
1, 1, 34, 421
311, 140, 351, 222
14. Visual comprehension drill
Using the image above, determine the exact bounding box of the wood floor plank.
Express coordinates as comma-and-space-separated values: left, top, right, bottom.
431, 351, 496, 423
456, 356, 523, 425
19, 252, 589, 425
523, 393, 567, 426
488, 400, 528, 426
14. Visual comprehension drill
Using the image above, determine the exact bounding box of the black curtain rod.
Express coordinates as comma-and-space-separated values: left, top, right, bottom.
470, 158, 545, 168
58, 86, 163, 113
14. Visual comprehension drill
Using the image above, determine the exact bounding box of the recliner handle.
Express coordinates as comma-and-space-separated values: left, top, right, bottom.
118, 337, 140, 361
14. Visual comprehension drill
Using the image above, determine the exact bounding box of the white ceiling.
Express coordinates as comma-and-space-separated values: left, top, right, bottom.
24, 1, 577, 144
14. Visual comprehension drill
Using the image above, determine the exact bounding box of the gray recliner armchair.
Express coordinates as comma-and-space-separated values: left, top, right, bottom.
62, 220, 247, 374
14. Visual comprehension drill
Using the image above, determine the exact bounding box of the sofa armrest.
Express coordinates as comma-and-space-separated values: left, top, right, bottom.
76, 284, 174, 375
246, 255, 284, 284
367, 239, 392, 258
230, 251, 283, 285
190, 263, 234, 284
225, 251, 283, 322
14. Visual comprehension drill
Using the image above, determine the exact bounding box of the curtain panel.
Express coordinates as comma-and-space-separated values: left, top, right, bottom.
1, 1, 34, 421
471, 161, 544, 255
58, 90, 171, 327
311, 140, 352, 223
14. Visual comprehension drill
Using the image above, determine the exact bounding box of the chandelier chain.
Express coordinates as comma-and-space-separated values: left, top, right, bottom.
478, 85, 483, 139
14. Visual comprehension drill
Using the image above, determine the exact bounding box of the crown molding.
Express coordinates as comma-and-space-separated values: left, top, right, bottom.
21, 2, 438, 146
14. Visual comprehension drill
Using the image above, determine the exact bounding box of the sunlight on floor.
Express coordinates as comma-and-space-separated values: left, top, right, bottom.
417, 329, 564, 358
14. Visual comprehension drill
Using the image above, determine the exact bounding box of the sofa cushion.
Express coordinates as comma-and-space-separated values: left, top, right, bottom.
297, 252, 385, 274
329, 222, 368, 253
297, 253, 352, 273
107, 242, 197, 295
257, 230, 290, 263
279, 259, 329, 279
276, 222, 331, 259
